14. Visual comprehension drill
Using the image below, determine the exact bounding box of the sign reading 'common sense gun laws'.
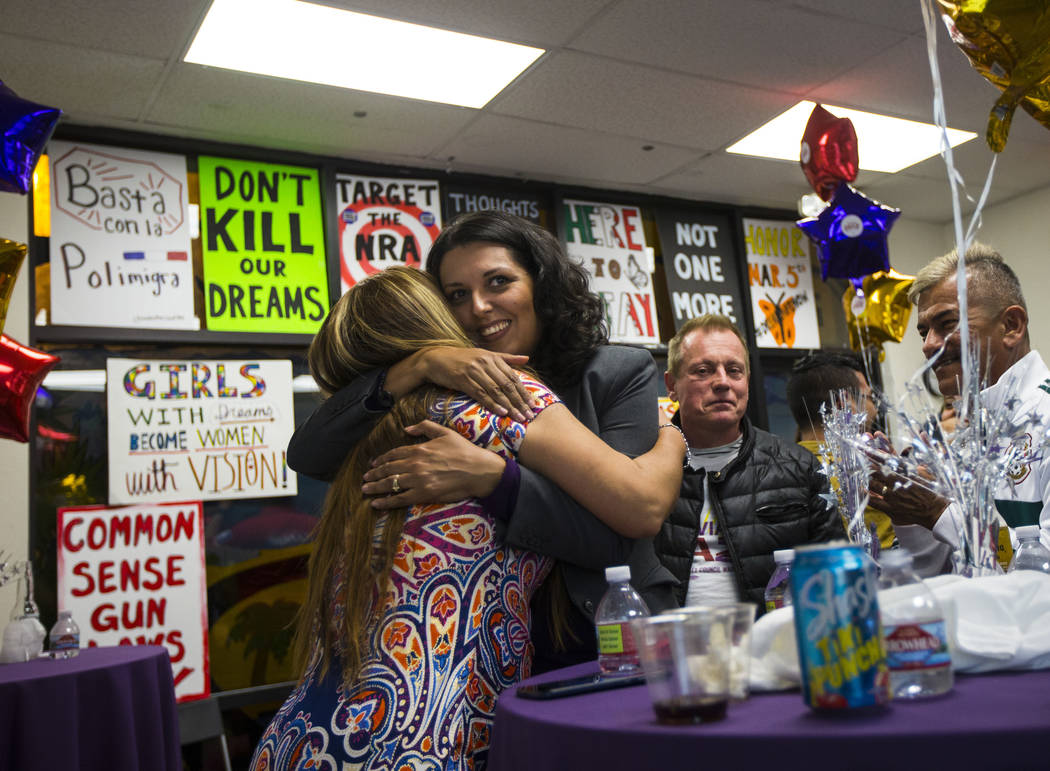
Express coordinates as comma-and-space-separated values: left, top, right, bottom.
106, 358, 296, 504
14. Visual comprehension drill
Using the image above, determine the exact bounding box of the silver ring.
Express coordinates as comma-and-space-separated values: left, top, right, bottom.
392, 475, 401, 493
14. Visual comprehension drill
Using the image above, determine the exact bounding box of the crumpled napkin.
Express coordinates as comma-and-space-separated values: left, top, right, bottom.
749, 571, 1050, 691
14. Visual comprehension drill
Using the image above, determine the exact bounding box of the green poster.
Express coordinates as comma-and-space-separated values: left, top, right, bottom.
199, 156, 329, 333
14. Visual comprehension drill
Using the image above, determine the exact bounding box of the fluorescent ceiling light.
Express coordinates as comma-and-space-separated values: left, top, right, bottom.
185, 0, 545, 109
726, 101, 976, 173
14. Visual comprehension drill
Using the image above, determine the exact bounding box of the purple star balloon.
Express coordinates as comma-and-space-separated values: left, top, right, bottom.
0, 81, 61, 195
796, 182, 901, 281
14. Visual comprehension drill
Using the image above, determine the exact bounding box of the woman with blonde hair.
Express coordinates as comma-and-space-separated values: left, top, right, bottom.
252, 267, 685, 771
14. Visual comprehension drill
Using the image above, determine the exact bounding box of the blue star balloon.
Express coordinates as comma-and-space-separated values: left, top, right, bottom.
796, 182, 900, 281
0, 81, 61, 195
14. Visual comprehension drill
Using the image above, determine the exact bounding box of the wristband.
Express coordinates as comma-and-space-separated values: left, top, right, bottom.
659, 423, 691, 468
479, 458, 521, 522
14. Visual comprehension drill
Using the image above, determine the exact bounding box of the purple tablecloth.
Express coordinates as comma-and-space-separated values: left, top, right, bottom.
0, 645, 180, 771
491, 661, 1050, 770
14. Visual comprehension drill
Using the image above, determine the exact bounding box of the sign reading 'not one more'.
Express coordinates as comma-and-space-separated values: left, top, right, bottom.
653, 209, 745, 331
106, 358, 296, 505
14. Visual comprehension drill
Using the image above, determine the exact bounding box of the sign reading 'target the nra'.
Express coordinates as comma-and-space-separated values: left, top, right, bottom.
57, 501, 209, 702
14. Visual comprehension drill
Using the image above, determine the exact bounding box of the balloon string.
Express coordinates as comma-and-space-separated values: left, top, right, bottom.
920, 0, 997, 418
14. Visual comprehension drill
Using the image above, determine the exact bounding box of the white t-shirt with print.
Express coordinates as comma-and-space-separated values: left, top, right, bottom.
684, 438, 742, 608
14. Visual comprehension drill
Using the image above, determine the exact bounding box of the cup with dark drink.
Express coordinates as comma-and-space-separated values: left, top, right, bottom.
631, 610, 731, 725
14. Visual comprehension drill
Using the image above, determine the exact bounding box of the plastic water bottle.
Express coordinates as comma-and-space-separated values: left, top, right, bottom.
763, 549, 795, 611
877, 550, 953, 699
595, 565, 650, 675
1007, 526, 1050, 573
49, 610, 81, 658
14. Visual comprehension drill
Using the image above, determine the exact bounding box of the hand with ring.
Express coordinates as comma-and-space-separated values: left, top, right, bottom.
391, 474, 401, 494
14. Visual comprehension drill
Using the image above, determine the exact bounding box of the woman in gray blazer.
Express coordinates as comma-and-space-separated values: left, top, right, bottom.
288, 211, 677, 671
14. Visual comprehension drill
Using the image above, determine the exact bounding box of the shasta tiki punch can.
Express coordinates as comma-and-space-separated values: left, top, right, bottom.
790, 542, 890, 709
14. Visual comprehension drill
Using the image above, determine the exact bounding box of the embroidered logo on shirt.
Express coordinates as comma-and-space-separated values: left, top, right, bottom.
1007, 432, 1034, 485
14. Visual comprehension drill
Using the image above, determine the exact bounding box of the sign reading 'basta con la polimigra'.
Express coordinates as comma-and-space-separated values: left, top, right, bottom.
48, 141, 197, 329
106, 358, 296, 504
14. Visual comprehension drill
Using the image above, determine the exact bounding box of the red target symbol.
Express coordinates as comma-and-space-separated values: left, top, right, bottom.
339, 201, 441, 291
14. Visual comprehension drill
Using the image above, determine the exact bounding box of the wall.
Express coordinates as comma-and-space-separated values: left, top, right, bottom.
0, 192, 30, 615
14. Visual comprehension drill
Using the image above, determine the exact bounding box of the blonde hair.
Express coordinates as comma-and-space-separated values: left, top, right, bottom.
294, 267, 473, 685
666, 314, 750, 376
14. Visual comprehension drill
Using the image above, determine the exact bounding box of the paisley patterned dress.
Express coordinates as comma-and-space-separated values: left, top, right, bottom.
252, 379, 559, 771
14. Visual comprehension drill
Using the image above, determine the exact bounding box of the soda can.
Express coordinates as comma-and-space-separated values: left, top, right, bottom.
790, 541, 890, 709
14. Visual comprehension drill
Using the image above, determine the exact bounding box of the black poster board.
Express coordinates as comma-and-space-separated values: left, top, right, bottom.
442, 183, 548, 225
653, 208, 746, 331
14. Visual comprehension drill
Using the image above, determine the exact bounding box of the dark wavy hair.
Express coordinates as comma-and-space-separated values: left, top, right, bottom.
425, 211, 608, 389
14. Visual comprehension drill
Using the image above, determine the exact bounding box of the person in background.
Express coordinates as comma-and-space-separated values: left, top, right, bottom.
869, 244, 1050, 574
786, 349, 896, 551
252, 267, 685, 770
286, 211, 679, 672
655, 315, 844, 611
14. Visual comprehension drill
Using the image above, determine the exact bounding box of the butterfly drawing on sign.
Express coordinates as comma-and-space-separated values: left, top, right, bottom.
758, 292, 798, 347
626, 253, 649, 290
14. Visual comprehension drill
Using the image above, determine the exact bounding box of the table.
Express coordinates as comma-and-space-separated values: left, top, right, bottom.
491, 662, 1050, 770
0, 645, 180, 771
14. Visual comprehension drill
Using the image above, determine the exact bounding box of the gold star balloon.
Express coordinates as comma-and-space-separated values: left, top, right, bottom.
843, 269, 915, 352
0, 240, 27, 335
941, 1, 1050, 151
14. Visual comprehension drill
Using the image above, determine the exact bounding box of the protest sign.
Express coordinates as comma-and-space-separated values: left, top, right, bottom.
742, 217, 820, 349
562, 199, 659, 345
442, 183, 545, 224
199, 157, 328, 333
654, 209, 745, 331
335, 174, 442, 292
106, 358, 296, 504
48, 141, 197, 329
57, 501, 209, 702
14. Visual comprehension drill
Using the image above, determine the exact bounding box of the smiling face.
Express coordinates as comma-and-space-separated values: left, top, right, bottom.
665, 327, 749, 448
915, 275, 1010, 397
437, 241, 541, 357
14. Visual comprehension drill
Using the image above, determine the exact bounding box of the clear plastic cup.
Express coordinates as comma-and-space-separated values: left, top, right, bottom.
665, 602, 756, 701
632, 609, 732, 724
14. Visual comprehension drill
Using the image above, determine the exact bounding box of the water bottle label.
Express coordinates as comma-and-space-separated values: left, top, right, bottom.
52, 633, 79, 652
597, 622, 636, 655
883, 621, 950, 671
997, 526, 1014, 571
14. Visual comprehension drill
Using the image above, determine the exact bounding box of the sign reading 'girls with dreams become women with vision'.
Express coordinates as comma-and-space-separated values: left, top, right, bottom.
106, 358, 296, 505
198, 156, 329, 333
562, 199, 659, 345
48, 141, 197, 330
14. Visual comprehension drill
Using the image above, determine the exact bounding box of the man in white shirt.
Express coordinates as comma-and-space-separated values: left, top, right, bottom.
869, 244, 1050, 573
654, 315, 843, 610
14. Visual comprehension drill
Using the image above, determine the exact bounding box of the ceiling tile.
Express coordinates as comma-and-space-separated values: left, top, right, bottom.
1, 0, 208, 59
147, 64, 477, 158
790, 0, 924, 34
0, 32, 165, 122
319, 0, 611, 47
491, 50, 796, 150
863, 171, 1020, 223
570, 0, 908, 93
650, 153, 812, 210
434, 115, 699, 185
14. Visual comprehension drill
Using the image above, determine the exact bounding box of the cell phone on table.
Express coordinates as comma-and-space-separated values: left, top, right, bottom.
516, 671, 646, 700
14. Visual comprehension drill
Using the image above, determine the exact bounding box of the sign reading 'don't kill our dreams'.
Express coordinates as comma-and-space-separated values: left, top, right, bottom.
742, 217, 820, 350
48, 140, 198, 330
198, 157, 329, 333
562, 199, 659, 345
106, 358, 296, 504
336, 173, 442, 292
653, 209, 745, 331
57, 501, 208, 702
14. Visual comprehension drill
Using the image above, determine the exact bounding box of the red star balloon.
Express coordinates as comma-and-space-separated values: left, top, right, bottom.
0, 335, 59, 443
0, 81, 61, 195
800, 104, 859, 201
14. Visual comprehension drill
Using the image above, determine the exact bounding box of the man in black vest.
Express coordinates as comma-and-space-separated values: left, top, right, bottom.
655, 314, 844, 611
